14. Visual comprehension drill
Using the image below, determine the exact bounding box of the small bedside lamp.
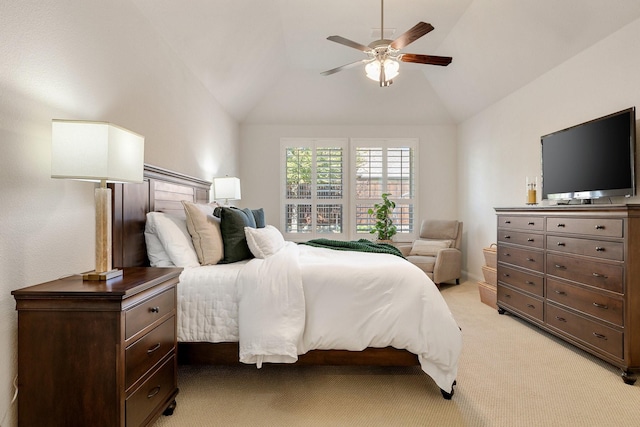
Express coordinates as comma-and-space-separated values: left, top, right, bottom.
213, 176, 241, 205
51, 120, 144, 280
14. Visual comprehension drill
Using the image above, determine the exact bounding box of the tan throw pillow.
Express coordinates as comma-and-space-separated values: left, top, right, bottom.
182, 201, 223, 265
409, 239, 452, 256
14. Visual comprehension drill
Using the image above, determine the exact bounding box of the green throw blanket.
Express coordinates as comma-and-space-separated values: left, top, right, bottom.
299, 238, 404, 258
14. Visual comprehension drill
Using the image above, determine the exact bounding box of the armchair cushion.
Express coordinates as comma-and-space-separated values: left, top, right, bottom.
409, 239, 453, 256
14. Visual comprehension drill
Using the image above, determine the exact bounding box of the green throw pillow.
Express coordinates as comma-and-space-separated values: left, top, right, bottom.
214, 207, 263, 263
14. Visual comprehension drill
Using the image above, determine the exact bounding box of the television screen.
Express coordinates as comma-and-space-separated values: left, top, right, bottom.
541, 107, 636, 202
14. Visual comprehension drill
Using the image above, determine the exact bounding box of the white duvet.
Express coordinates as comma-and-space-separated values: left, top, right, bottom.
177, 242, 462, 392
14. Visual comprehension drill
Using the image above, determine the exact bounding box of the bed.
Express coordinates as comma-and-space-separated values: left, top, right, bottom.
111, 164, 462, 399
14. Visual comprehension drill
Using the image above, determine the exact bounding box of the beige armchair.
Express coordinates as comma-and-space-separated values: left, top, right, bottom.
398, 220, 463, 286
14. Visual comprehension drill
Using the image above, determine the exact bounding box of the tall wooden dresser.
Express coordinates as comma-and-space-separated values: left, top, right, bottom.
495, 205, 640, 384
12, 267, 181, 426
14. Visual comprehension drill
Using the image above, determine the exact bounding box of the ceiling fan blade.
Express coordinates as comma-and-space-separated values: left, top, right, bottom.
327, 35, 372, 52
400, 53, 452, 66
390, 22, 434, 50
321, 59, 369, 76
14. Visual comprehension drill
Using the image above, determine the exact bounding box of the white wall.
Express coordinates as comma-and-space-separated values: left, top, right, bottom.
0, 1, 239, 425
239, 124, 459, 240
459, 17, 640, 282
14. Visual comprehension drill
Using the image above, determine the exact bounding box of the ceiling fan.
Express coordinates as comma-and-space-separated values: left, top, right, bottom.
321, 0, 452, 87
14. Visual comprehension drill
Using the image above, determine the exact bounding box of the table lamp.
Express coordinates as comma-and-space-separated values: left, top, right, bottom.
51, 120, 144, 280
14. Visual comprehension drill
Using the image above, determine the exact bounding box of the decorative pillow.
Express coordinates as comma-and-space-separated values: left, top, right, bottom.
245, 225, 286, 259
146, 212, 200, 268
182, 201, 224, 265
251, 208, 266, 228
214, 207, 259, 263
409, 239, 453, 257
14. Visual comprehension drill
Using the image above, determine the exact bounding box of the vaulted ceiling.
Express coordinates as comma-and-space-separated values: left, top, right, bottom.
132, 0, 640, 125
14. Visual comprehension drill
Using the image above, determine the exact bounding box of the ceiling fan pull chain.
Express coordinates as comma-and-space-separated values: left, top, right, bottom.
381, 0, 384, 40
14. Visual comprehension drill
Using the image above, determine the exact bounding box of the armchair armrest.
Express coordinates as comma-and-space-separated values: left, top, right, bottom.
433, 248, 462, 284
396, 244, 413, 257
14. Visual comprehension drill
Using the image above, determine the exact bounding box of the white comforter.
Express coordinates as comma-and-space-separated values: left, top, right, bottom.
177, 242, 462, 392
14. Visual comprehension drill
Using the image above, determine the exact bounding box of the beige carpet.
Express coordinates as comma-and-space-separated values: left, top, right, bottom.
153, 281, 640, 426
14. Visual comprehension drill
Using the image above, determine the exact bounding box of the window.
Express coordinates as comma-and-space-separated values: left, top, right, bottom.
281, 139, 347, 240
281, 137, 417, 241
351, 138, 417, 240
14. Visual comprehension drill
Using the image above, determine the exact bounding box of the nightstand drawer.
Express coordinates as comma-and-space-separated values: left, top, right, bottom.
126, 287, 176, 340
547, 303, 623, 360
126, 355, 176, 427
126, 316, 176, 390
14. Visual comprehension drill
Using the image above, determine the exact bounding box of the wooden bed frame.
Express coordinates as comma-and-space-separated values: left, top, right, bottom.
111, 164, 420, 368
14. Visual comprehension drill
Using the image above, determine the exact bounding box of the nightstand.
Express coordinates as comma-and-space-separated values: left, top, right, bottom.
12, 267, 182, 427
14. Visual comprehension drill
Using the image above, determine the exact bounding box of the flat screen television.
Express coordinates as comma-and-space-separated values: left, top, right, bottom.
541, 107, 636, 203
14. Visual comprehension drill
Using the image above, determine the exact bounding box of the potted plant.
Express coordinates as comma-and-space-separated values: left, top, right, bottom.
368, 193, 397, 242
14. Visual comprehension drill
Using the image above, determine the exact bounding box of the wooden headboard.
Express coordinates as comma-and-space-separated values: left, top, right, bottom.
110, 164, 212, 268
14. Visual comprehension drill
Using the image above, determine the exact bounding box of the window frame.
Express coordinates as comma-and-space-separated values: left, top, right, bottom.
280, 138, 348, 241
349, 138, 418, 242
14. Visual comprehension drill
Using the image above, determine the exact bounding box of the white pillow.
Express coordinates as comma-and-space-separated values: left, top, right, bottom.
409, 239, 452, 256
144, 229, 175, 267
244, 225, 286, 259
146, 212, 200, 268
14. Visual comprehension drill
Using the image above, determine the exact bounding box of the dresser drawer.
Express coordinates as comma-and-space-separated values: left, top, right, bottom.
546, 303, 623, 360
546, 253, 623, 294
126, 317, 176, 391
126, 355, 176, 427
546, 235, 624, 261
497, 285, 544, 322
546, 217, 623, 238
498, 264, 544, 297
498, 245, 544, 272
546, 278, 623, 327
498, 230, 544, 249
126, 288, 176, 340
498, 216, 544, 231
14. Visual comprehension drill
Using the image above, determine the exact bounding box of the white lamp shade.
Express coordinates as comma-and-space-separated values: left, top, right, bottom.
365, 58, 399, 82
214, 177, 242, 201
51, 120, 144, 183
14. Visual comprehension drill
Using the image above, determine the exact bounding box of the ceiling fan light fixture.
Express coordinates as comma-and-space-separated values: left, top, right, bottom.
365, 58, 399, 83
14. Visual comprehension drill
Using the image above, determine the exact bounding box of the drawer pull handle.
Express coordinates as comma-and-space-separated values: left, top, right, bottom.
555, 316, 567, 322
505, 220, 511, 224
557, 223, 566, 228
503, 253, 511, 257
595, 247, 605, 252
556, 242, 565, 247
147, 386, 161, 399
595, 225, 605, 230
554, 264, 566, 269
526, 304, 536, 309
592, 273, 608, 279
504, 235, 511, 239
149, 306, 160, 313
592, 332, 608, 340
528, 222, 535, 226
525, 281, 534, 285
526, 257, 535, 262
504, 294, 511, 298
147, 343, 161, 354
554, 290, 567, 296
527, 238, 534, 242
503, 273, 510, 277
593, 302, 609, 309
